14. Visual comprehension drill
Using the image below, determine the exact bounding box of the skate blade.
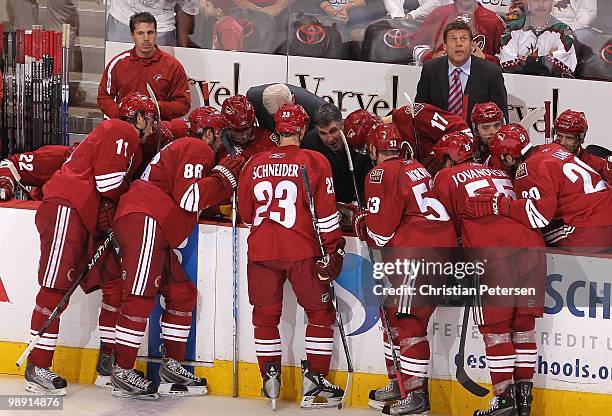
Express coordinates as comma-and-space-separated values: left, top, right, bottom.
186, 385, 208, 396
94, 375, 112, 388
111, 387, 160, 400
270, 398, 277, 411
158, 382, 189, 397
368, 398, 394, 410
300, 395, 342, 409
25, 381, 67, 396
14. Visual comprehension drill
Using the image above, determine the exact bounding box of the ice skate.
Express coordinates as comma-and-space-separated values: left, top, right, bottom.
515, 382, 533, 416
158, 357, 207, 396
24, 362, 67, 396
95, 345, 113, 387
300, 360, 344, 409
111, 365, 159, 400
473, 385, 517, 416
368, 378, 401, 410
382, 387, 429, 415
261, 363, 281, 411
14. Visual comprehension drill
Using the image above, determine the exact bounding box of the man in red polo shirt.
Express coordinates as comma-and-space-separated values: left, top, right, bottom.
98, 12, 191, 121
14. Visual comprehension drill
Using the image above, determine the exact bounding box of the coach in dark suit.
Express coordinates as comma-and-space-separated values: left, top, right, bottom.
415, 20, 509, 123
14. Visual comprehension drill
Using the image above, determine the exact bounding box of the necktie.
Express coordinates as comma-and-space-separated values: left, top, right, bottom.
448, 68, 463, 115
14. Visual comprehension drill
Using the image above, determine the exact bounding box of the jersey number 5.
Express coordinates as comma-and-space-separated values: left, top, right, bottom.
253, 180, 297, 228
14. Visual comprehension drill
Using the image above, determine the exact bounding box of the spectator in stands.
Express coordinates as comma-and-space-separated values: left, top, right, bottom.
552, 0, 597, 42
106, 0, 199, 46
209, 0, 245, 51
98, 12, 191, 120
415, 21, 509, 122
498, 0, 577, 77
246, 83, 326, 132
406, 0, 524, 22
237, 0, 289, 16
317, 0, 371, 41
300, 103, 371, 205
410, 0, 505, 64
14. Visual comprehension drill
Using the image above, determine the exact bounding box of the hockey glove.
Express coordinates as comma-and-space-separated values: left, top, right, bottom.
352, 209, 368, 241
0, 176, 15, 201
464, 192, 510, 218
315, 238, 346, 282
211, 154, 245, 193
96, 198, 117, 233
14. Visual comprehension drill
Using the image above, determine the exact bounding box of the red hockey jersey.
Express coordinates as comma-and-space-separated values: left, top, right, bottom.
238, 145, 343, 261
42, 119, 140, 233
115, 137, 232, 247
0, 145, 71, 188
508, 143, 612, 229
392, 103, 472, 173
578, 149, 611, 185
217, 126, 277, 160
364, 157, 456, 248
432, 162, 544, 248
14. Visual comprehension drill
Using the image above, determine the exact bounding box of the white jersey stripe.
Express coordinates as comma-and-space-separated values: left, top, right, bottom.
44, 206, 70, 288
106, 52, 131, 95
132, 217, 156, 296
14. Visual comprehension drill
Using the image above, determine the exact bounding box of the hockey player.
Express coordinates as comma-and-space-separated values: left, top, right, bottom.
431, 132, 545, 416
553, 109, 611, 185
353, 123, 457, 415
382, 102, 472, 175
465, 124, 612, 251
109, 109, 242, 399
24, 93, 158, 396
470, 102, 506, 170
218, 94, 277, 159
237, 103, 346, 409
0, 144, 77, 201
343, 109, 380, 155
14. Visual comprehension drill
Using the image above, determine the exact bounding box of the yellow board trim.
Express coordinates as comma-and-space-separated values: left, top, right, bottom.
2, 341, 609, 415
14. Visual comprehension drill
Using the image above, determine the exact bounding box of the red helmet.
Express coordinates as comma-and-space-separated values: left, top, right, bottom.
489, 123, 531, 159
432, 132, 475, 164
471, 102, 504, 129
189, 106, 226, 136
118, 92, 159, 127
344, 109, 378, 153
221, 95, 255, 130
367, 123, 402, 152
554, 109, 588, 140
274, 103, 309, 135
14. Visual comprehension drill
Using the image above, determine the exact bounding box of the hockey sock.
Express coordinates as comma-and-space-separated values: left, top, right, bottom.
254, 326, 282, 375
383, 310, 401, 379
512, 315, 537, 381
160, 309, 192, 361
28, 287, 67, 368
480, 322, 516, 396
160, 281, 197, 361
114, 295, 155, 369
98, 280, 122, 355
398, 335, 429, 392
305, 324, 334, 375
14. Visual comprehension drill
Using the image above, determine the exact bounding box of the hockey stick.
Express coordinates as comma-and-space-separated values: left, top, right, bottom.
518, 107, 546, 131
403, 93, 420, 161
16, 231, 116, 367
454, 292, 490, 397
145, 82, 162, 152
340, 131, 406, 399
220, 134, 239, 398
544, 101, 552, 144
584, 144, 611, 159
300, 165, 353, 409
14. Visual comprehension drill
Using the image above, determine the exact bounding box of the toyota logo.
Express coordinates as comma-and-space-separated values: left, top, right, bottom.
602, 43, 612, 64
238, 18, 254, 38
383, 29, 410, 49
296, 24, 326, 45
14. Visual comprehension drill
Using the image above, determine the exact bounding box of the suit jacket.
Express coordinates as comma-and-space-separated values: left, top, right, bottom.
415, 56, 509, 123
246, 83, 326, 132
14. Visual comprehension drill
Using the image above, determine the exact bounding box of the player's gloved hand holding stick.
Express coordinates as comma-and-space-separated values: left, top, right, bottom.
16, 231, 117, 367
0, 175, 15, 200
463, 191, 511, 218
315, 239, 346, 282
